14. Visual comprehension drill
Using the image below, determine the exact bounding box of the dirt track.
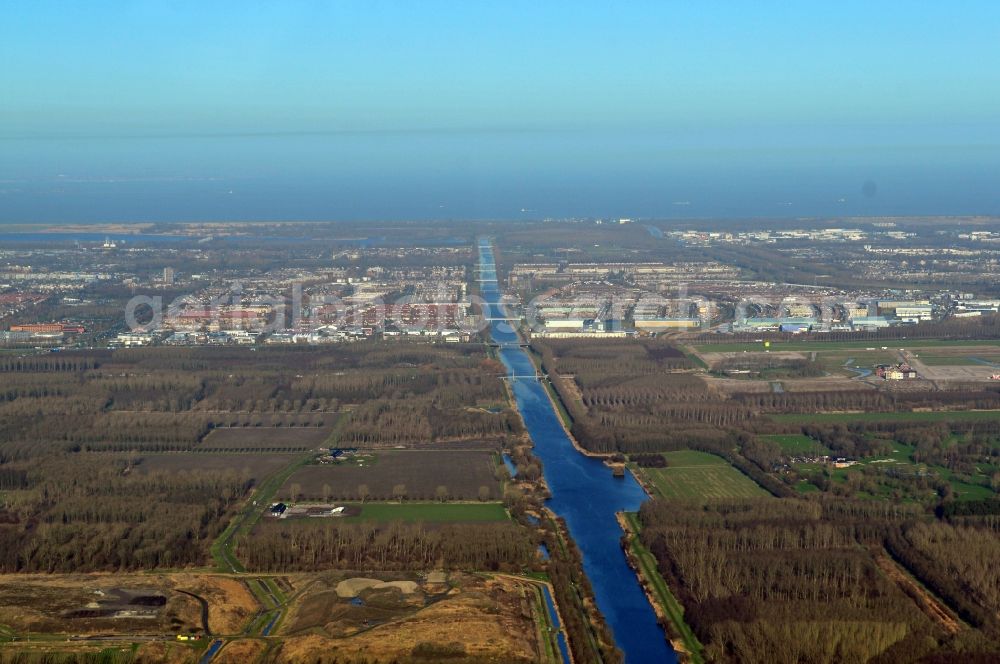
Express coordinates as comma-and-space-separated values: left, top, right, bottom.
874, 554, 961, 634
174, 589, 211, 635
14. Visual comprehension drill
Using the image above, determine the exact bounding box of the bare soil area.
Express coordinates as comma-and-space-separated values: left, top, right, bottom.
0, 573, 257, 637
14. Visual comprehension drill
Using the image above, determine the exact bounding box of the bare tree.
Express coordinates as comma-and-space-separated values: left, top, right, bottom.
392, 483, 407, 502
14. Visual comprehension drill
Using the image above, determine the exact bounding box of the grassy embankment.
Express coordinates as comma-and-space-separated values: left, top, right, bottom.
621, 512, 704, 663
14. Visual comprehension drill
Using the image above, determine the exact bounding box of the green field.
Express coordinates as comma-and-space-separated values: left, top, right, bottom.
341, 501, 510, 523
790, 440, 995, 502
927, 463, 997, 501
946, 480, 995, 501
760, 433, 829, 455
694, 339, 1000, 354
916, 355, 981, 366
641, 451, 768, 500
773, 410, 1000, 425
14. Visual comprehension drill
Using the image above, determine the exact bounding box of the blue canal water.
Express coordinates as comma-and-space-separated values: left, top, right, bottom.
478, 239, 674, 663
541, 583, 572, 664
502, 453, 518, 478
198, 640, 224, 664
261, 612, 280, 636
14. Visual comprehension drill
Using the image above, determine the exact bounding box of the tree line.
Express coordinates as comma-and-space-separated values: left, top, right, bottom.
238, 522, 535, 572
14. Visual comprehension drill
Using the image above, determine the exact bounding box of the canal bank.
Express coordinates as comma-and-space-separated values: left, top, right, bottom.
618, 513, 705, 663
478, 239, 675, 664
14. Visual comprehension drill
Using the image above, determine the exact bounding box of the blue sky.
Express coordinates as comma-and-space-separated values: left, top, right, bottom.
3, 1, 999, 139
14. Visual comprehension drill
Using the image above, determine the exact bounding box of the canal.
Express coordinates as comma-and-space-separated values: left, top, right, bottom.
478, 239, 675, 663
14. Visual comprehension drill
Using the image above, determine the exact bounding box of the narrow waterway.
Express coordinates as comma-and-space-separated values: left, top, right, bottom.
478, 239, 675, 664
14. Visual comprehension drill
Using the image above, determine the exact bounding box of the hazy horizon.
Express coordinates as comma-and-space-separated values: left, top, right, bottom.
3, 2, 999, 223
2, 126, 998, 224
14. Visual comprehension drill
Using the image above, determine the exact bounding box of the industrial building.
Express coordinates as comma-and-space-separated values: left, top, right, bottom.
876, 300, 933, 320
732, 317, 815, 333
633, 318, 701, 331
850, 316, 896, 330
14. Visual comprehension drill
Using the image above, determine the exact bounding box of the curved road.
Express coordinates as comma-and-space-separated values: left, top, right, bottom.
174, 590, 211, 635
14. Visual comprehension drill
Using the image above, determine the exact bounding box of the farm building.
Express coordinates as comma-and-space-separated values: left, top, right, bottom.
875, 363, 918, 380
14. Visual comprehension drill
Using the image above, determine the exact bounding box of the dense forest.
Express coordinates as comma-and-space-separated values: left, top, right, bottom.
0, 454, 250, 571
639, 498, 999, 663
532, 338, 750, 454
0, 343, 520, 457
0, 343, 526, 571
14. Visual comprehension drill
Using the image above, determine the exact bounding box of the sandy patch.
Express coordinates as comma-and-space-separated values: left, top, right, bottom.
380, 580, 419, 593
335, 577, 419, 597
335, 578, 382, 597
276, 578, 537, 663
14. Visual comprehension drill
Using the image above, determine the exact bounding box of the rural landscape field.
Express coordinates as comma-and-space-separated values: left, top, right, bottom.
2, 218, 1000, 662
531, 318, 1000, 662
4, 4, 1000, 657
0, 318, 621, 663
